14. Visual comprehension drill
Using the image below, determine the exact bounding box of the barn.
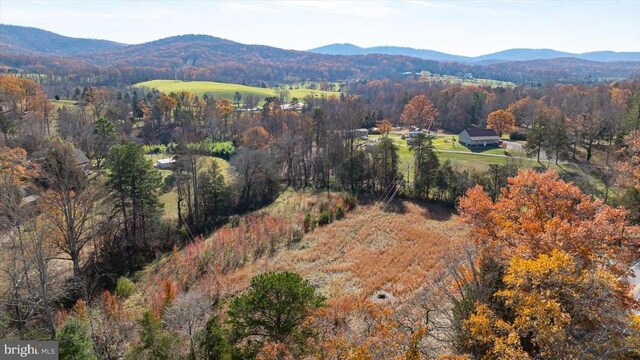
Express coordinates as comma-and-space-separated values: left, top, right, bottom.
458, 129, 501, 147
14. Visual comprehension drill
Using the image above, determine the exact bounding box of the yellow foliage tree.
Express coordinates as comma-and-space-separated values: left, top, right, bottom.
377, 119, 393, 137
458, 170, 640, 359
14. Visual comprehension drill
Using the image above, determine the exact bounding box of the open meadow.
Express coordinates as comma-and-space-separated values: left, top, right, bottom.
134, 189, 465, 312
133, 80, 339, 102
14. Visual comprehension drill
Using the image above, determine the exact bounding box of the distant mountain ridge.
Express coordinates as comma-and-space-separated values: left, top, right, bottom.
1, 24, 639, 85
308, 44, 640, 63
0, 24, 126, 56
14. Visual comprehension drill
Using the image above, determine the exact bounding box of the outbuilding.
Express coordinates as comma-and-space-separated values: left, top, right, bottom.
458, 129, 501, 147
155, 157, 176, 169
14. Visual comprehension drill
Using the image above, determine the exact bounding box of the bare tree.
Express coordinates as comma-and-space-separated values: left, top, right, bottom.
40, 141, 96, 290
165, 293, 211, 360
23, 217, 67, 339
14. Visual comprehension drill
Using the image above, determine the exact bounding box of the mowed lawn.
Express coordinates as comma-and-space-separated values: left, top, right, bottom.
367, 133, 558, 177
133, 80, 339, 102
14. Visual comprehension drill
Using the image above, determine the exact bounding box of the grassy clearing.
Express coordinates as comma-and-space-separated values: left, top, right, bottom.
419, 71, 515, 88
135, 189, 464, 312
223, 198, 463, 308
50, 99, 78, 109
133, 80, 339, 102
366, 133, 604, 196
369, 133, 511, 172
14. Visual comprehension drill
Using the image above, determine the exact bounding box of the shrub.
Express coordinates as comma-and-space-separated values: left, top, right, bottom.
186, 141, 236, 159
290, 225, 304, 244
142, 144, 169, 155
163, 174, 176, 192
342, 194, 356, 211
509, 131, 527, 141
228, 215, 241, 228
115, 277, 135, 298
317, 210, 332, 226
303, 212, 314, 233
335, 204, 345, 220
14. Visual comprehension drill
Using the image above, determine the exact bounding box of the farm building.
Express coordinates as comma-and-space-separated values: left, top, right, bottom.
458, 129, 501, 147
155, 157, 176, 169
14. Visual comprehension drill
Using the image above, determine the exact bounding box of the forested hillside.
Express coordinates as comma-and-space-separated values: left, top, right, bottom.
0, 24, 125, 55
1, 25, 639, 86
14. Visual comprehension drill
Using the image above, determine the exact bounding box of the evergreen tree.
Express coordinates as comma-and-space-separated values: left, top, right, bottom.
198, 315, 233, 360
198, 160, 231, 227
410, 133, 439, 199
57, 317, 97, 360
127, 311, 175, 360
525, 116, 547, 162
372, 137, 400, 192
106, 143, 163, 244
227, 272, 325, 355
543, 116, 570, 164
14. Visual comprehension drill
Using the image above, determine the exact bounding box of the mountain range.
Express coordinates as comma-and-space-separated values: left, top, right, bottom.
308, 43, 640, 63
1, 24, 639, 85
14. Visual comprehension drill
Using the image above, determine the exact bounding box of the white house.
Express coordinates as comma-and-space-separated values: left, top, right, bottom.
155, 157, 176, 169
458, 129, 501, 147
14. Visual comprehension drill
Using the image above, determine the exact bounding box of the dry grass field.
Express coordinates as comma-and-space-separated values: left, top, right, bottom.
134, 191, 466, 318
239, 199, 466, 308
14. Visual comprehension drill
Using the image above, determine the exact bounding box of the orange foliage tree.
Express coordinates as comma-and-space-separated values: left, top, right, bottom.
243, 126, 271, 149
400, 95, 439, 131
459, 169, 636, 271
314, 301, 429, 360
377, 119, 393, 137
617, 130, 640, 190
157, 93, 177, 125
486, 110, 515, 137
458, 170, 640, 358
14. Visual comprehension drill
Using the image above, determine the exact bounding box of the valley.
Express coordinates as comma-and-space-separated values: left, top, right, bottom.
1, 4, 639, 359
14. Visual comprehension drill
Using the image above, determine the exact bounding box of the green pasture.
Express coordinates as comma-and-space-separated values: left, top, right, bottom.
133, 80, 339, 102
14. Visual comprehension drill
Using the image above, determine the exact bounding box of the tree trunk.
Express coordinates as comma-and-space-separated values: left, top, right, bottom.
586, 138, 594, 162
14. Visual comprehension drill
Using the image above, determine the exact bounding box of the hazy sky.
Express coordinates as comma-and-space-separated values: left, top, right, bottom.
1, 0, 639, 56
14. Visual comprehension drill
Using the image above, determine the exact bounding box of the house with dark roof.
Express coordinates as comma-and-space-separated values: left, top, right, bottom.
458, 129, 501, 147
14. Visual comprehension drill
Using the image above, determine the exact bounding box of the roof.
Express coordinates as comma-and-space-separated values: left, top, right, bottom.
72, 148, 90, 165
463, 129, 500, 138
156, 158, 176, 164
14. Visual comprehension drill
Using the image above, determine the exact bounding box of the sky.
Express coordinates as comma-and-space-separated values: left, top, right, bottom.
1, 0, 639, 56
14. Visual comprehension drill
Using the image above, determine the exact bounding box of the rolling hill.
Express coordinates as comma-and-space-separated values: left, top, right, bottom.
0, 24, 125, 56
1, 24, 639, 85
